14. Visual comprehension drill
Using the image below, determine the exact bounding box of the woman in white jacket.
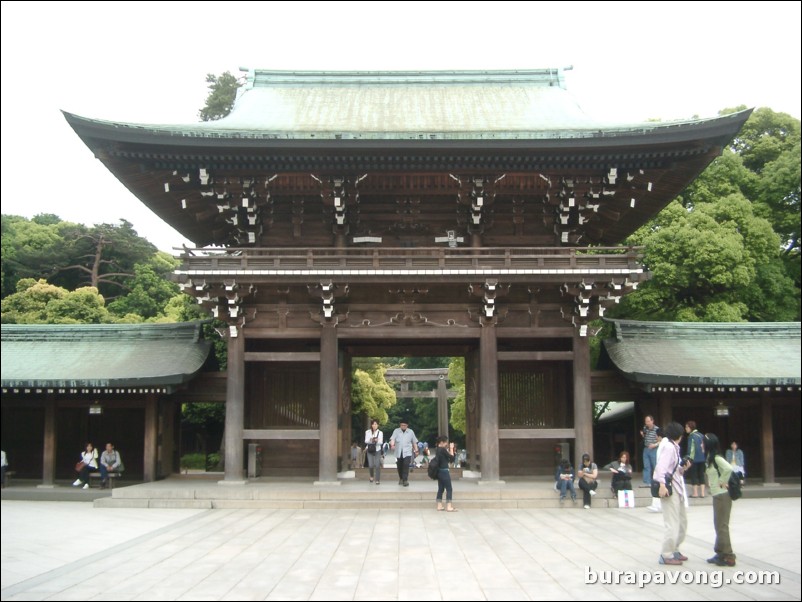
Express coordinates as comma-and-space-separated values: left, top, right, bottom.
364, 419, 384, 485
73, 442, 98, 490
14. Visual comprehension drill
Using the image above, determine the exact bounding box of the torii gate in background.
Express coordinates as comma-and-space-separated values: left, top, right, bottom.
384, 368, 455, 438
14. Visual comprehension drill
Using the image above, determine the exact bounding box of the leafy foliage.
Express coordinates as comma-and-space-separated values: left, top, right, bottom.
610, 107, 801, 322
448, 357, 466, 436
350, 362, 396, 426
198, 72, 241, 122
1, 279, 111, 324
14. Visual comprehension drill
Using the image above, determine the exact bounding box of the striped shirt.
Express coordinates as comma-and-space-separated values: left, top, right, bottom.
643, 425, 660, 448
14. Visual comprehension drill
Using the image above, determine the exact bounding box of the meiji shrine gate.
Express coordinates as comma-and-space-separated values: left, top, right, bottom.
61, 68, 753, 482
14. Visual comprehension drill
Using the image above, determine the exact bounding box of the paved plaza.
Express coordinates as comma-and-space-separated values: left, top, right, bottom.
1, 496, 799, 600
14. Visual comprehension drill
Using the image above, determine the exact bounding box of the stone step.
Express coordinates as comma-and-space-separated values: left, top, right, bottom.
93, 477, 699, 509
353, 467, 464, 480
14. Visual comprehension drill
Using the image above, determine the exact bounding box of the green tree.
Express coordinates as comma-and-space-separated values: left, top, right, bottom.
1, 279, 110, 324
725, 107, 801, 287
1, 215, 73, 298
351, 362, 396, 427
614, 107, 801, 322
107, 253, 180, 319
448, 357, 466, 436
55, 220, 157, 298
199, 71, 241, 122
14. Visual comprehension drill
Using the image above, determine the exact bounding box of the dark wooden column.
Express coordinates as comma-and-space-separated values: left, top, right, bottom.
466, 349, 480, 471
223, 332, 245, 482
159, 400, 176, 478
318, 324, 339, 482
572, 331, 593, 470
479, 324, 501, 482
658, 392, 673, 432
761, 395, 777, 485
437, 377, 449, 437
340, 353, 352, 473
41, 398, 57, 487
143, 394, 158, 482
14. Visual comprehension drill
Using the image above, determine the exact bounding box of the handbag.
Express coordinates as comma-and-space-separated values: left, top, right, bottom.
653, 448, 680, 497
75, 461, 86, 472
366, 430, 379, 454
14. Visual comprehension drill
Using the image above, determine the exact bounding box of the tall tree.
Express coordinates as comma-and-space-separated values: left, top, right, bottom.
611, 107, 801, 322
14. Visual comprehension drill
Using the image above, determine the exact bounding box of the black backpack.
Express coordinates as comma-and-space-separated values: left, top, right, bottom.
715, 463, 742, 501
427, 454, 440, 479
726, 472, 742, 501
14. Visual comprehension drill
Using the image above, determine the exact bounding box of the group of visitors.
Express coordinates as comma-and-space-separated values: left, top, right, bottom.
355, 418, 458, 511
553, 414, 744, 568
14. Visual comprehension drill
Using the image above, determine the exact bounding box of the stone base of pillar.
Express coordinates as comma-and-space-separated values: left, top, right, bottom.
217, 479, 248, 486
313, 480, 342, 486
477, 479, 506, 486
761, 482, 781, 487
36, 484, 56, 489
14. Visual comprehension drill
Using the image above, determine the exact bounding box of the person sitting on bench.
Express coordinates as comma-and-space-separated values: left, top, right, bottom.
99, 442, 124, 489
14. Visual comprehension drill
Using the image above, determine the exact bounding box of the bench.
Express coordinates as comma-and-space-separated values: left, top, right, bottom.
88, 471, 121, 489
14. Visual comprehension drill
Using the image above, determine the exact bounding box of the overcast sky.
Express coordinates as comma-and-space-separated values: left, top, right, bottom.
2, 1, 800, 252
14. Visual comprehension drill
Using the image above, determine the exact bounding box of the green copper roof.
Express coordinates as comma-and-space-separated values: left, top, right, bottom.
1, 322, 212, 392
66, 68, 751, 142
603, 320, 801, 387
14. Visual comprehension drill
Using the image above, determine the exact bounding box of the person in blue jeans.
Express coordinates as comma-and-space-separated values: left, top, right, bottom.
434, 436, 457, 512
641, 415, 660, 487
555, 458, 577, 504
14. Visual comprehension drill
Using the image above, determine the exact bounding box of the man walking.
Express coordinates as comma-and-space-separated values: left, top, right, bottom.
390, 419, 418, 487
640, 415, 660, 488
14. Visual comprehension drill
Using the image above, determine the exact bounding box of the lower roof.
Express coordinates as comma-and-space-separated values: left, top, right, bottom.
603, 320, 801, 388
1, 321, 212, 393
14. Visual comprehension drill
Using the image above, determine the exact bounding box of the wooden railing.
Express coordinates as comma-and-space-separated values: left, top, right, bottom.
177, 246, 643, 273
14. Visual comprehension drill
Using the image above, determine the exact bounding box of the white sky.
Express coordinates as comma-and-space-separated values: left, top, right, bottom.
2, 1, 800, 252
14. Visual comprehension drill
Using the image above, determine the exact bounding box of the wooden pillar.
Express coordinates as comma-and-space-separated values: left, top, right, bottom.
658, 392, 673, 432
479, 324, 501, 482
572, 331, 593, 470
318, 324, 339, 482
761, 395, 777, 485
223, 332, 245, 482
340, 353, 352, 473
41, 398, 57, 487
143, 394, 158, 482
437, 377, 449, 437
159, 400, 176, 478
466, 349, 480, 471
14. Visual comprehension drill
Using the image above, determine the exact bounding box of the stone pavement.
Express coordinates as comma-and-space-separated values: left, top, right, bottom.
1, 497, 799, 601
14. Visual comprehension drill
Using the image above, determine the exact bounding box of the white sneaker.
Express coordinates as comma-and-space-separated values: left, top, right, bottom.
82, 484, 89, 490
72, 479, 81, 487
647, 505, 661, 513
589, 490, 597, 496
584, 505, 591, 509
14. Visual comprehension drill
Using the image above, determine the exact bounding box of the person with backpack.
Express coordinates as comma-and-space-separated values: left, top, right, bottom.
704, 433, 737, 567
433, 436, 456, 511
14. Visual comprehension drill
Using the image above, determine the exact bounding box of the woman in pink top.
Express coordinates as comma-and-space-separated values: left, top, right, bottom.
654, 422, 691, 566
